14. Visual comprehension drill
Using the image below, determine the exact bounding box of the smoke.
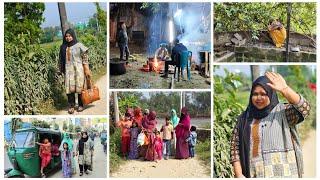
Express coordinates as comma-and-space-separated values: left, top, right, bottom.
170, 3, 211, 64
146, 3, 211, 64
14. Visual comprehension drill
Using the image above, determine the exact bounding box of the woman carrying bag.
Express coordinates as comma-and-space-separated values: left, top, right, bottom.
59, 28, 92, 114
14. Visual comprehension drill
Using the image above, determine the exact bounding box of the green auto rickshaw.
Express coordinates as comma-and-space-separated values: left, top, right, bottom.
5, 127, 62, 178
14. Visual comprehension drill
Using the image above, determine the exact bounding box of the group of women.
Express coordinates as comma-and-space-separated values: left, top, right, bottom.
117, 107, 192, 161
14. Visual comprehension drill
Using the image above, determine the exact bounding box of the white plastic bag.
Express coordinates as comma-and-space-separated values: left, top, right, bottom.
137, 132, 145, 146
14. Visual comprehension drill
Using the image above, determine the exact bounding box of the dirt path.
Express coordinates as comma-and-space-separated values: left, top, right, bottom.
109, 46, 210, 89
57, 74, 107, 115
302, 129, 316, 178
111, 157, 209, 178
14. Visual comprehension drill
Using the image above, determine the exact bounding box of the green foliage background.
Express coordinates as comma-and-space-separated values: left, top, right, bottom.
213, 69, 244, 178
214, 3, 316, 40
4, 3, 106, 115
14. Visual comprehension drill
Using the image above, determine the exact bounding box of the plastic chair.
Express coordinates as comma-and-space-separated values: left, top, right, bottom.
174, 51, 192, 81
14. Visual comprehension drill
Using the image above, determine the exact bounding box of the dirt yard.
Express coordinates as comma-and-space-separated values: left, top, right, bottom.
109, 44, 211, 89
110, 157, 210, 178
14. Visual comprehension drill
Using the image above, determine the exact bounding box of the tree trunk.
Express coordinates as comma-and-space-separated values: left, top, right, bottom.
58, 3, 69, 35
285, 3, 292, 62
251, 65, 260, 82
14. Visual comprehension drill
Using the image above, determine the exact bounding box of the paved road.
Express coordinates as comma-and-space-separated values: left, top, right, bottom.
50, 139, 107, 178
4, 139, 107, 178
302, 130, 316, 178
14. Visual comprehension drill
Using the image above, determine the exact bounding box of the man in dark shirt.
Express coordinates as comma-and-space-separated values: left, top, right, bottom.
117, 22, 130, 62
161, 39, 187, 78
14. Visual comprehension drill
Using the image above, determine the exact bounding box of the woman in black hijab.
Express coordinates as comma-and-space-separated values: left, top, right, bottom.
59, 29, 91, 114
230, 72, 310, 178
76, 131, 94, 176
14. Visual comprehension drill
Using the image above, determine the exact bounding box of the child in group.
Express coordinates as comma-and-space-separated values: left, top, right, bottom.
186, 126, 197, 158
61, 142, 72, 178
128, 122, 139, 159
154, 131, 163, 162
36, 138, 52, 177
160, 116, 174, 160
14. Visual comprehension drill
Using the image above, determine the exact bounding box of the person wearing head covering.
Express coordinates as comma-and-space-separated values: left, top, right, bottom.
60, 133, 76, 175
142, 111, 157, 132
230, 72, 311, 178
144, 109, 150, 116
175, 107, 191, 159
76, 131, 94, 176
170, 109, 180, 128
133, 107, 143, 128
161, 38, 188, 78
143, 111, 158, 161
128, 121, 139, 160
117, 108, 133, 159
59, 28, 91, 114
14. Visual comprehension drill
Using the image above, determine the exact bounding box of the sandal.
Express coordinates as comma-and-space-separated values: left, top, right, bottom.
80, 172, 83, 176
68, 107, 75, 114
41, 173, 46, 178
85, 170, 89, 175
77, 106, 84, 112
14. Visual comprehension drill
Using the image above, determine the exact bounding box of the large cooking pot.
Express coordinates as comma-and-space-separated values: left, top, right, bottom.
110, 60, 126, 75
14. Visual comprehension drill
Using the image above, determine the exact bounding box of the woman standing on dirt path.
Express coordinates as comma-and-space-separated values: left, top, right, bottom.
230, 72, 311, 178
142, 111, 158, 161
59, 28, 92, 114
175, 107, 191, 159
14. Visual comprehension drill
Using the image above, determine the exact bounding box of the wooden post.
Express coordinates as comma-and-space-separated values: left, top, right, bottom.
114, 92, 120, 124
285, 3, 292, 62
180, 91, 183, 113
58, 3, 69, 35
251, 65, 260, 82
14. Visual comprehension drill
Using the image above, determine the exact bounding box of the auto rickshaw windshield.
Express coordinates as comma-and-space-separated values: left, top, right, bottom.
14, 131, 35, 148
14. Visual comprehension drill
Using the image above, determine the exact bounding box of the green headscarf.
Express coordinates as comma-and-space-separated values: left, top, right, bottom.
170, 109, 179, 128
61, 132, 74, 151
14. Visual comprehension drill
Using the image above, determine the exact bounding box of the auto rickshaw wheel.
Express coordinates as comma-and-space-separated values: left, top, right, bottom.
8, 175, 24, 178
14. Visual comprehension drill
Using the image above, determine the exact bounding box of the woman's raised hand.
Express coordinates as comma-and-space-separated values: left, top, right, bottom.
265, 71, 288, 93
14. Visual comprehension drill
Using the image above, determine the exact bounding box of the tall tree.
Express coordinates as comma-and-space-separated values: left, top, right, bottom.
95, 2, 106, 32
4, 3, 45, 43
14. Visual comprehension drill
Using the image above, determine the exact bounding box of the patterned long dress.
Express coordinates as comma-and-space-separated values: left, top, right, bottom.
128, 127, 139, 159
77, 139, 94, 168
64, 42, 89, 94
61, 150, 72, 178
231, 95, 311, 178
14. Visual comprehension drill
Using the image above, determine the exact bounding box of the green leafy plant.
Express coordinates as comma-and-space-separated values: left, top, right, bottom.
213, 68, 245, 178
